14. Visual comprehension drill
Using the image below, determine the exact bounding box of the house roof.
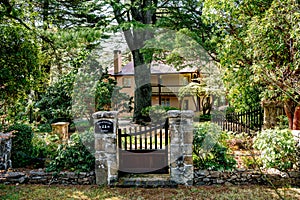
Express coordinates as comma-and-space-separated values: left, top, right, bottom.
109, 61, 198, 76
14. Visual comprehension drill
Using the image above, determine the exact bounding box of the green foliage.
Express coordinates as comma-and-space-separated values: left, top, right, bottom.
0, 25, 44, 123
141, 105, 178, 124
31, 133, 60, 168
277, 115, 289, 129
72, 56, 131, 125
36, 70, 76, 124
0, 25, 41, 102
95, 74, 117, 111
5, 124, 33, 168
79, 127, 95, 154
195, 114, 211, 122
203, 0, 300, 111
47, 133, 95, 172
193, 122, 236, 170
36, 123, 52, 133
242, 156, 262, 170
253, 128, 298, 171
95, 72, 132, 114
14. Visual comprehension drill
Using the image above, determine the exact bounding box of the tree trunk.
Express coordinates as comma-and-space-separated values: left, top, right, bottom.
284, 100, 300, 130
132, 49, 152, 123
110, 0, 157, 123
293, 106, 300, 130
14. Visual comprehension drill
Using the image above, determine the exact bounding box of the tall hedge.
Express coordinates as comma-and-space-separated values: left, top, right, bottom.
6, 124, 33, 168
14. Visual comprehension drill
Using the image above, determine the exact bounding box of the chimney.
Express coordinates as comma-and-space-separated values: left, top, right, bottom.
114, 50, 122, 74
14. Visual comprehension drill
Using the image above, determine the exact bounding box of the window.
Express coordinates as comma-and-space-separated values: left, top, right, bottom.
181, 76, 189, 85
122, 77, 132, 87
161, 98, 170, 107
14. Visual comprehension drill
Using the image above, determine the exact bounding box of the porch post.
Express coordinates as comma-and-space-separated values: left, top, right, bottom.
168, 110, 194, 185
92, 111, 118, 185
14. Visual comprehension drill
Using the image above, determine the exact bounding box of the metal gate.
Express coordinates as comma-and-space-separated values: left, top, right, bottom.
118, 119, 169, 174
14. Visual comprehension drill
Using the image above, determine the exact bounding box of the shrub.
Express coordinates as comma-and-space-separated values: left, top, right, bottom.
193, 122, 236, 171
253, 128, 298, 171
78, 127, 95, 154
5, 124, 33, 168
195, 114, 211, 122
31, 133, 60, 168
47, 133, 95, 172
141, 105, 178, 124
35, 71, 75, 124
241, 156, 262, 169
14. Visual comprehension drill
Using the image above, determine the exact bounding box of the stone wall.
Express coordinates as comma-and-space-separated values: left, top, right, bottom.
0, 132, 12, 170
2, 168, 298, 186
194, 169, 300, 186
0, 170, 95, 185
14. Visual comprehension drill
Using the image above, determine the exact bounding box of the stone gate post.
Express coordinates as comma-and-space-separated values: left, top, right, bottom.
168, 110, 194, 185
92, 111, 118, 185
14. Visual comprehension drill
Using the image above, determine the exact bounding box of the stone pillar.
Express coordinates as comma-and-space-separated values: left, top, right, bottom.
262, 101, 285, 129
92, 111, 118, 185
51, 122, 70, 141
168, 110, 194, 186
0, 132, 13, 170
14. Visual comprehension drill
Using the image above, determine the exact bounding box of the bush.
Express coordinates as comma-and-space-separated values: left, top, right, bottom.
5, 124, 33, 168
35, 70, 76, 124
31, 133, 60, 168
47, 133, 95, 172
79, 127, 95, 154
195, 114, 211, 122
193, 122, 236, 171
141, 105, 178, 124
253, 128, 298, 171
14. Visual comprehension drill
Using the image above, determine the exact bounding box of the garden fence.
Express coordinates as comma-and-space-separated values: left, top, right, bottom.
212, 107, 263, 134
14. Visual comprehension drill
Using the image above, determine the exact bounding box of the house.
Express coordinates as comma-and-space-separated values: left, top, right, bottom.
109, 50, 203, 114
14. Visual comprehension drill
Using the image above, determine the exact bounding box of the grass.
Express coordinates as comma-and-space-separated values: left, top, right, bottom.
1, 184, 300, 200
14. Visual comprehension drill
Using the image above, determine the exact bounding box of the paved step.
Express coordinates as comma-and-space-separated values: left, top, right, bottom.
114, 174, 177, 188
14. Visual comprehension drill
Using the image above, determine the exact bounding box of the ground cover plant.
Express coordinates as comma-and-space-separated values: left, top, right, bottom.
193, 122, 236, 171
0, 184, 299, 200
253, 128, 298, 171
46, 132, 95, 172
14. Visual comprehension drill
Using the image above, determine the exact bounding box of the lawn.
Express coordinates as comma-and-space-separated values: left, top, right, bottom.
1, 184, 300, 200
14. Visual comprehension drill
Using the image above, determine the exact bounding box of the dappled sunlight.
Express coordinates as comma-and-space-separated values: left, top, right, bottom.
1, 184, 300, 200
69, 191, 91, 200
104, 197, 122, 200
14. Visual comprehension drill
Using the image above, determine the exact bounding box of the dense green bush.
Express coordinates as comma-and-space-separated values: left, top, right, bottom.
195, 114, 211, 122
253, 128, 298, 171
5, 124, 33, 168
47, 133, 95, 172
193, 122, 236, 170
36, 70, 76, 124
78, 127, 95, 154
141, 105, 178, 124
31, 133, 60, 168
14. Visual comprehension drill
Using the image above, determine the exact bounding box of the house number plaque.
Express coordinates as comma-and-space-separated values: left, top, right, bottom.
95, 120, 114, 133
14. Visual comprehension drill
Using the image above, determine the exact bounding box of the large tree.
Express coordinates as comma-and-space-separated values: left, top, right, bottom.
203, 0, 300, 129
108, 0, 219, 122
109, 0, 157, 123
0, 0, 107, 123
